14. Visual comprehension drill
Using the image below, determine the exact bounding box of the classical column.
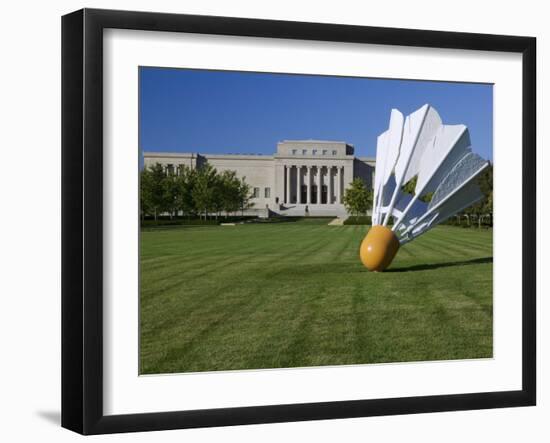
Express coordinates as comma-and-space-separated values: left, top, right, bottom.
341, 166, 345, 203
296, 166, 301, 204
328, 166, 333, 204
285, 165, 291, 204
317, 166, 323, 205
306, 166, 312, 204
337, 166, 342, 203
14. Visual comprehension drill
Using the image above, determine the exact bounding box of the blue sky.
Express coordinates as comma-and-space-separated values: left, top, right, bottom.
139, 67, 493, 161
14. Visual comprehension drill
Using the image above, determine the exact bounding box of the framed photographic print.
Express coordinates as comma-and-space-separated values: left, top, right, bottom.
61, 8, 536, 435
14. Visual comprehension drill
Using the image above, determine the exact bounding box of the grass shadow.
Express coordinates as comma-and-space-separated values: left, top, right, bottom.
388, 256, 493, 273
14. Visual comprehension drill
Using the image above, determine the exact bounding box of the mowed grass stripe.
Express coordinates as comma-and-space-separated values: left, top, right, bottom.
423, 229, 492, 255
141, 222, 339, 370
140, 229, 344, 372
140, 220, 493, 373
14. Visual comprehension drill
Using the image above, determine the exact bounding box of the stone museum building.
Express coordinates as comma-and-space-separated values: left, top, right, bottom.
144, 140, 376, 217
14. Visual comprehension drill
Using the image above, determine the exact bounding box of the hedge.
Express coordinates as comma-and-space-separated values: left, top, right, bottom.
343, 216, 372, 225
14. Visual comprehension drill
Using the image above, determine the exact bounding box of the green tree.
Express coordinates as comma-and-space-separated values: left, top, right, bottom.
465, 163, 493, 228
144, 163, 168, 221
343, 178, 373, 217
210, 173, 228, 220
174, 165, 197, 218
139, 167, 154, 221
192, 164, 218, 219
479, 163, 493, 219
237, 177, 253, 216
218, 170, 241, 217
401, 175, 433, 203
162, 171, 179, 219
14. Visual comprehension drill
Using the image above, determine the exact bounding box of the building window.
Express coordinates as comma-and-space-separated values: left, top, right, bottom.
332, 150, 337, 155
302, 149, 307, 155
322, 150, 327, 155
291, 149, 297, 155
252, 187, 260, 198
166, 164, 174, 174
312, 149, 317, 155
264, 187, 271, 198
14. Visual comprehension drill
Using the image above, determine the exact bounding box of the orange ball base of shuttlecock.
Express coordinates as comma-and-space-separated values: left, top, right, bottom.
360, 225, 400, 272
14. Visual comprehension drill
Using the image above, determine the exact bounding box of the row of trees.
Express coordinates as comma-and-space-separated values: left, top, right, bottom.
141, 162, 492, 224
342, 164, 493, 226
140, 163, 253, 220
458, 164, 493, 227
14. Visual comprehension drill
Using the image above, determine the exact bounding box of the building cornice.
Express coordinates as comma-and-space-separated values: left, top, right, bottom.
143, 152, 275, 160
279, 139, 351, 145
274, 155, 355, 161
143, 152, 196, 158
143, 152, 376, 164
200, 154, 274, 160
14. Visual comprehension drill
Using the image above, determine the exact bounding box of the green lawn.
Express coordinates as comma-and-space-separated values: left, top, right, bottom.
140, 219, 493, 374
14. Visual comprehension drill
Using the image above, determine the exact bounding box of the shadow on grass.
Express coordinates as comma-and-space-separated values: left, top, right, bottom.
387, 256, 493, 273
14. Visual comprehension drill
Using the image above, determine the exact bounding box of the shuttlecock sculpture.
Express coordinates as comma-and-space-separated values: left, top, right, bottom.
360, 104, 490, 271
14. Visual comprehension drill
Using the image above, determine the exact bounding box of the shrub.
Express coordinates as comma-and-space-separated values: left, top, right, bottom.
141, 218, 219, 228
343, 216, 372, 225
248, 217, 297, 224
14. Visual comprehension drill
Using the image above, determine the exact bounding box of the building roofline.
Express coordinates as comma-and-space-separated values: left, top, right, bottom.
143, 152, 376, 162
279, 139, 353, 145
199, 153, 274, 160
143, 152, 196, 157
143, 152, 274, 160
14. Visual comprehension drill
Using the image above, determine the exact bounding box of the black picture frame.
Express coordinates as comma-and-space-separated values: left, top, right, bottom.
62, 8, 536, 435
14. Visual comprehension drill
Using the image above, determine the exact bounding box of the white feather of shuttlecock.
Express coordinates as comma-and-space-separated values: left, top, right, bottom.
371, 104, 490, 245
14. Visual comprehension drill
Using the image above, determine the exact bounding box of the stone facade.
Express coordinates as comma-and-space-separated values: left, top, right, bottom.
143, 140, 375, 217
